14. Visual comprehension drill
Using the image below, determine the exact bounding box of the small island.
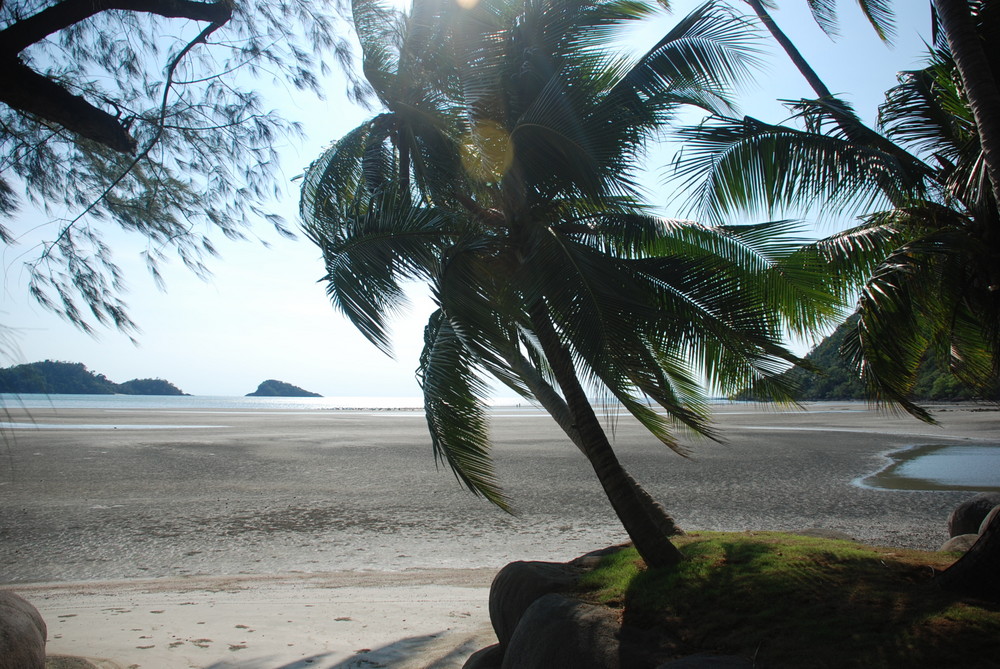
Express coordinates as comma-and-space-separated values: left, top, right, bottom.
246, 379, 322, 397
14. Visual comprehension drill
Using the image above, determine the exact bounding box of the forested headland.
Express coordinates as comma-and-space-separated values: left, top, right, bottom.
0, 361, 187, 395
764, 320, 1000, 402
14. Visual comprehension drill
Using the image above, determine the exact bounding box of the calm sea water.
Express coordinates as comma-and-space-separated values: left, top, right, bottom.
0, 393, 428, 411
0, 393, 548, 416
861, 443, 1000, 492
5, 394, 997, 491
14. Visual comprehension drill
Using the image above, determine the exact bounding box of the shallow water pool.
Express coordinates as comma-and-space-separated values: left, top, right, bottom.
860, 443, 1000, 491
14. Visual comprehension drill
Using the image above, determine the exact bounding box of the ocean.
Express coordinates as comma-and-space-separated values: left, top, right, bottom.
3, 394, 997, 494
0, 392, 427, 411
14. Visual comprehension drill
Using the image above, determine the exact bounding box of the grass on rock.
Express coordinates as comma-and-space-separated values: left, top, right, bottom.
577, 532, 1000, 668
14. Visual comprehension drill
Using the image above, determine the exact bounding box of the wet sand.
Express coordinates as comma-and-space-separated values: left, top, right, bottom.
1, 401, 998, 667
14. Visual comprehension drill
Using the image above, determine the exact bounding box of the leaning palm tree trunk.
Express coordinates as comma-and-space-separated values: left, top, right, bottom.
935, 0, 1000, 207
745, 0, 834, 100
504, 346, 684, 544
528, 302, 685, 568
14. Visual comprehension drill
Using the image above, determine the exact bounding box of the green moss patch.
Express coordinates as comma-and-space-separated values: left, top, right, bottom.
577, 532, 1000, 668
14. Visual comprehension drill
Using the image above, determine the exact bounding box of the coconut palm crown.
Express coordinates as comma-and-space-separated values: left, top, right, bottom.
671, 9, 1000, 421
301, 0, 840, 566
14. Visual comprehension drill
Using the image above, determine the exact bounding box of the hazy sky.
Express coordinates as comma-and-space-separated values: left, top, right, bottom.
2, 1, 933, 398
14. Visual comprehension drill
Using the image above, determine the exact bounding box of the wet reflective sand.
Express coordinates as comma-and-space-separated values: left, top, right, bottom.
2, 402, 998, 584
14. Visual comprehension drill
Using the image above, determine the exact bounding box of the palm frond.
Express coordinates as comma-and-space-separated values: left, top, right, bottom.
880, 53, 972, 165
352, 0, 405, 100
513, 67, 645, 201
618, 0, 763, 114
563, 0, 661, 54
855, 0, 896, 43
806, 0, 839, 38
524, 220, 821, 440
419, 309, 511, 510
847, 214, 998, 415
844, 268, 936, 422
305, 189, 456, 354
300, 121, 376, 226
671, 114, 927, 224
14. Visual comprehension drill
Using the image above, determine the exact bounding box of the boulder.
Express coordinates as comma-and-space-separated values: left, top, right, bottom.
940, 533, 980, 553
977, 505, 1000, 535
463, 643, 504, 669
948, 493, 1000, 537
569, 544, 630, 570
500, 593, 621, 669
488, 561, 580, 648
0, 591, 46, 669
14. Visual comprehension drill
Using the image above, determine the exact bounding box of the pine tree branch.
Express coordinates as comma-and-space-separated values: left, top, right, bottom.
0, 59, 136, 152
33, 20, 224, 277
0, 0, 232, 55
0, 0, 233, 154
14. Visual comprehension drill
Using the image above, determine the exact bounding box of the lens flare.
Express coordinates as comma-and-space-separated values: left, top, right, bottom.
460, 120, 513, 183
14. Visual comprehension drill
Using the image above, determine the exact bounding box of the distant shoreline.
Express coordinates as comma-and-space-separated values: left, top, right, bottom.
4, 392, 996, 409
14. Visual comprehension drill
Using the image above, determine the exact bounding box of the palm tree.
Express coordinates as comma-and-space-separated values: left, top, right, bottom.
301, 0, 838, 568
748, 1, 998, 205
741, 0, 899, 145
671, 25, 1000, 595
933, 0, 1000, 206
673, 32, 998, 416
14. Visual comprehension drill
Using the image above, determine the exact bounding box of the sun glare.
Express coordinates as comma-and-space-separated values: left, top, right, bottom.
461, 120, 513, 183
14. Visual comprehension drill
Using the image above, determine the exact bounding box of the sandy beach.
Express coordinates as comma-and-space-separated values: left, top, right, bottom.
15, 570, 497, 668
1, 401, 998, 667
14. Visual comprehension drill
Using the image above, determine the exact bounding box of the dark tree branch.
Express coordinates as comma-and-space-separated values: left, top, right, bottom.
0, 59, 136, 152
34, 20, 225, 268
0, 0, 233, 154
0, 0, 232, 56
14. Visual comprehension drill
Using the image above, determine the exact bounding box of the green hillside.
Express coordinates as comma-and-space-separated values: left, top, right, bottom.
772, 321, 997, 402
0, 361, 187, 395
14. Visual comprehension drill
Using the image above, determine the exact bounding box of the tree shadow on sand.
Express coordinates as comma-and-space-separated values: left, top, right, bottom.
203, 630, 478, 668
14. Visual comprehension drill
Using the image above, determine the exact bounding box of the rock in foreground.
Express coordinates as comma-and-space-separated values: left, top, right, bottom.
0, 591, 46, 669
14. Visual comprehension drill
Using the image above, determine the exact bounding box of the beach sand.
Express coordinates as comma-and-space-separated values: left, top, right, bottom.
1, 401, 998, 667
18, 570, 496, 668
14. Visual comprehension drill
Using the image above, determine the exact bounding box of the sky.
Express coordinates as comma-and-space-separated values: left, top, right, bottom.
1, 0, 934, 398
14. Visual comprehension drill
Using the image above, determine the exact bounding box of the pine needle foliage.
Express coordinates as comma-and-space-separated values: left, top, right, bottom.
1, 0, 362, 334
